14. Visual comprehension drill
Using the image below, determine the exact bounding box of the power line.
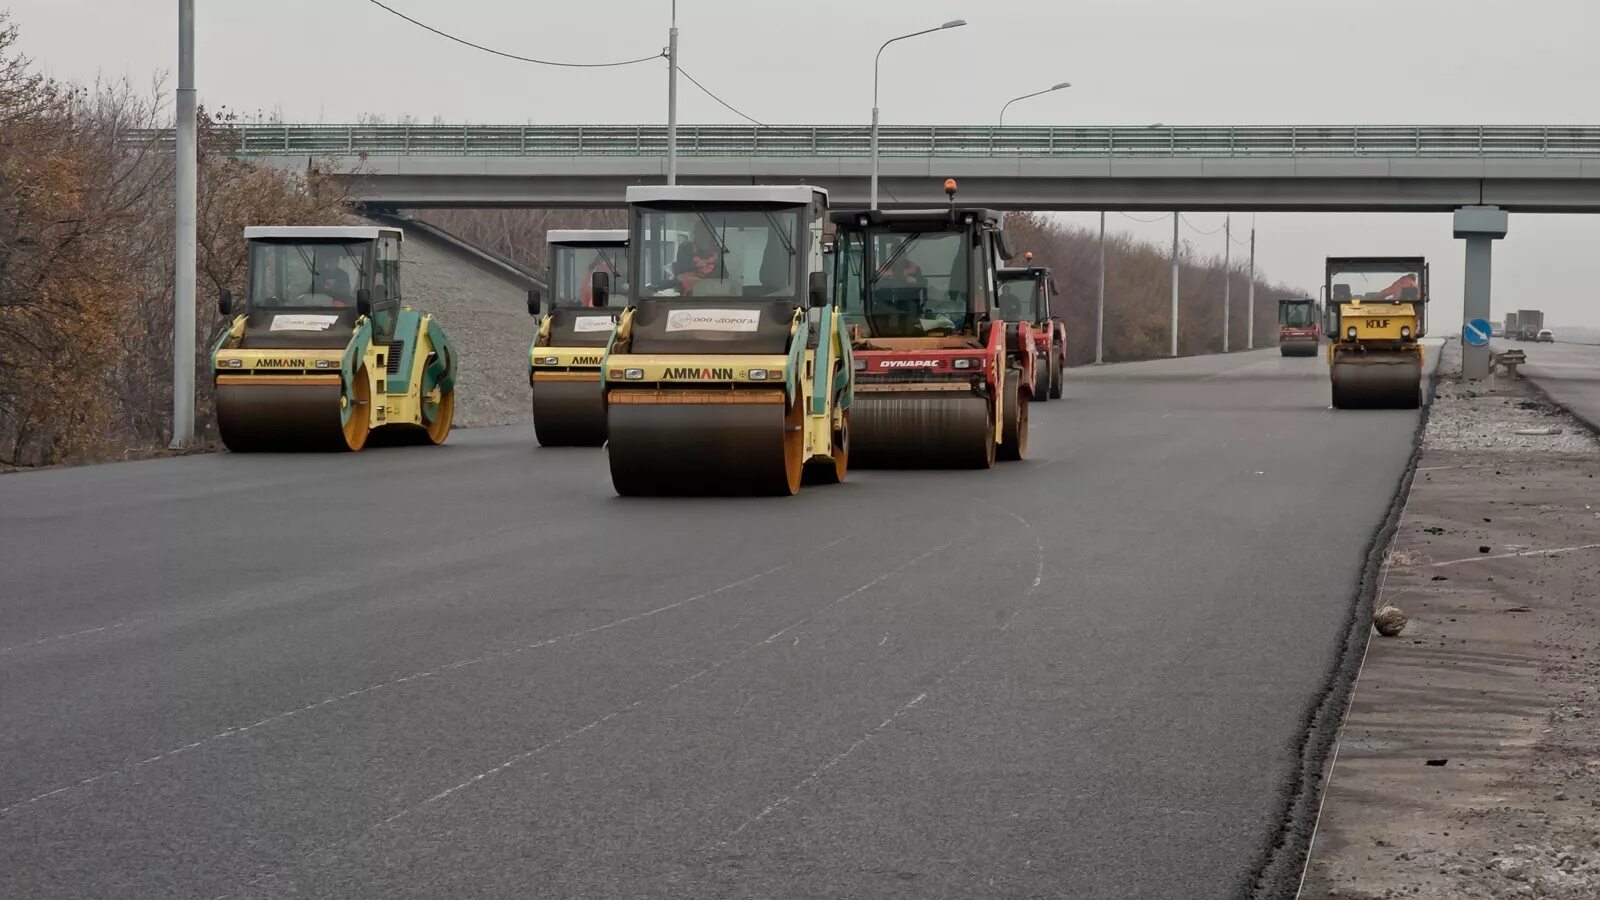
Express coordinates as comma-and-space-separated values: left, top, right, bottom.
363, 0, 663, 68
676, 67, 872, 137
675, 66, 769, 127
1180, 213, 1227, 236
1117, 212, 1173, 224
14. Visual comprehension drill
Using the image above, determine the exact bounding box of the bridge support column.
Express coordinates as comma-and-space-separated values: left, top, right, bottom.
1453, 206, 1509, 381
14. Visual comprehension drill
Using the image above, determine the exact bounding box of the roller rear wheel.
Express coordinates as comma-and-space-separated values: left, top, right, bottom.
998, 368, 1028, 462
340, 367, 372, 451
803, 408, 849, 485
425, 386, 454, 445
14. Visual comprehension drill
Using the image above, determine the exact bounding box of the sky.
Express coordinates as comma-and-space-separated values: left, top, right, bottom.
9, 0, 1600, 329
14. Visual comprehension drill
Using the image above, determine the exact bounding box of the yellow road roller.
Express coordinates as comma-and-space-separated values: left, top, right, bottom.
211, 225, 457, 451
527, 229, 628, 446
602, 185, 852, 496
830, 185, 1035, 468
1325, 256, 1427, 409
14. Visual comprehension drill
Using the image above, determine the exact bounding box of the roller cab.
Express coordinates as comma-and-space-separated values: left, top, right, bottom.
1277, 297, 1321, 357
211, 226, 457, 451
602, 185, 852, 496
1325, 257, 1427, 409
833, 184, 1034, 468
528, 229, 628, 446
997, 254, 1065, 400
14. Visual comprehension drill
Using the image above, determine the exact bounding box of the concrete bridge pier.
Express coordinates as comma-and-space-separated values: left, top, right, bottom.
1454, 205, 1509, 381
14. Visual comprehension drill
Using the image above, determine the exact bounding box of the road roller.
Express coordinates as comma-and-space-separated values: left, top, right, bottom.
832, 181, 1035, 468
211, 225, 457, 451
1277, 296, 1322, 356
1325, 256, 1428, 409
601, 185, 852, 496
998, 252, 1066, 400
527, 229, 628, 446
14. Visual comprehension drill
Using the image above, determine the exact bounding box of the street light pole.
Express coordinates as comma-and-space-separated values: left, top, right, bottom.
666, 0, 678, 185
1222, 214, 1231, 353
1247, 217, 1256, 349
998, 81, 1072, 126
1170, 212, 1180, 358
171, 0, 197, 449
1096, 210, 1105, 364
871, 19, 965, 210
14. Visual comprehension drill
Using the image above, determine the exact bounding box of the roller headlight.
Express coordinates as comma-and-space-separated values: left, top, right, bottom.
1347, 326, 1358, 340
314, 359, 334, 369
853, 358, 867, 371
624, 368, 644, 380
535, 355, 559, 366
1399, 326, 1411, 340
223, 358, 243, 368
747, 368, 768, 380
953, 358, 974, 369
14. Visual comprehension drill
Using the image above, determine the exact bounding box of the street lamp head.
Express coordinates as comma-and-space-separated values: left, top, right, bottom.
941, 19, 967, 28
1051, 81, 1072, 91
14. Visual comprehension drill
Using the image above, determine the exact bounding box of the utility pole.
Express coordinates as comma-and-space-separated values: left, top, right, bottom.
171, 0, 197, 448
1247, 218, 1256, 349
1222, 215, 1231, 353
1096, 210, 1106, 364
1170, 212, 1179, 357
666, 0, 678, 185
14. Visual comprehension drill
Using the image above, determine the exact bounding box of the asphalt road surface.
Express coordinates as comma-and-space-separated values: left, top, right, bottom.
1504, 340, 1600, 431
1, 347, 1435, 899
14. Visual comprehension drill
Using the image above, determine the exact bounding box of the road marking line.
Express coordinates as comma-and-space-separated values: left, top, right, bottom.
726, 510, 1044, 840
0, 555, 816, 818
1430, 542, 1600, 568
732, 692, 929, 835
0, 622, 133, 656
379, 540, 958, 828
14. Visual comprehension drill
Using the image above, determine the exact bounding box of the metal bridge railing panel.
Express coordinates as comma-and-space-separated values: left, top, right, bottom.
128, 124, 1600, 160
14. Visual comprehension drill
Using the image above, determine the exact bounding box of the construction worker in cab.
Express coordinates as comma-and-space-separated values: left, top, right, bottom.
671, 221, 724, 295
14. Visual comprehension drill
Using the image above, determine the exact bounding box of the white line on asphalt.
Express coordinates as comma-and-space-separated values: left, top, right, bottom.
1430, 542, 1600, 568
732, 692, 929, 834
0, 553, 819, 818
725, 510, 1045, 840
0, 622, 134, 656
379, 539, 959, 827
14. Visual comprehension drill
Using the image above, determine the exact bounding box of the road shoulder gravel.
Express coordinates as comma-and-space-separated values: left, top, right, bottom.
1301, 342, 1600, 899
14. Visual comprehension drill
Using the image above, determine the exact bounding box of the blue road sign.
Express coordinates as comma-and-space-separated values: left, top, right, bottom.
1463, 318, 1492, 347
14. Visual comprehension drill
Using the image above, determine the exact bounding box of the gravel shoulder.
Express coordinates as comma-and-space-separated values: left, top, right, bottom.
1301, 341, 1600, 899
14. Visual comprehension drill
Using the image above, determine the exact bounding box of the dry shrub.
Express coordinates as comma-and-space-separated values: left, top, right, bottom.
0, 13, 349, 465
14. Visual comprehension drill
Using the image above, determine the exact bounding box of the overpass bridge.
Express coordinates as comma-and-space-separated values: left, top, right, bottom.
206, 123, 1600, 212
201, 121, 1598, 380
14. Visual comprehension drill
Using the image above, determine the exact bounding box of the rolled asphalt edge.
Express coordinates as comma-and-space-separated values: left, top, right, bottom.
1246, 345, 1442, 899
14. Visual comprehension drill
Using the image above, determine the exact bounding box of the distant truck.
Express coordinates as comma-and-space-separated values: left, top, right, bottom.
1516, 309, 1544, 341
1504, 312, 1518, 339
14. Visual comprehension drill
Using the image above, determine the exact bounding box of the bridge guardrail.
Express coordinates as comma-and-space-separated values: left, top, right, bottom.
132, 124, 1600, 158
